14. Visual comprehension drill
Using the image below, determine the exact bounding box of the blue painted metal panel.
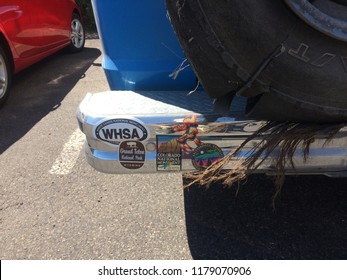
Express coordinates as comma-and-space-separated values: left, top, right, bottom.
91, 0, 196, 90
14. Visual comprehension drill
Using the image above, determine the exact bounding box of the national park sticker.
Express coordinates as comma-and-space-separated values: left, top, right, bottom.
156, 135, 182, 171
119, 141, 146, 170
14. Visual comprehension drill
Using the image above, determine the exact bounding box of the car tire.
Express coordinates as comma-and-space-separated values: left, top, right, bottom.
68, 13, 85, 53
166, 0, 347, 123
0, 45, 11, 107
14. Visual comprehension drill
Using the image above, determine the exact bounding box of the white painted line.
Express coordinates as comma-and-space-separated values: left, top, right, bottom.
49, 129, 85, 175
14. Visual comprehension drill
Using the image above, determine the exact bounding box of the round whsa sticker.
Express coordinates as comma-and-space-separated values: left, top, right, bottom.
95, 118, 149, 144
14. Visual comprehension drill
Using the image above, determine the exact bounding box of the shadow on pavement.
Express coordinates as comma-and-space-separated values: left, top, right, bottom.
184, 174, 347, 259
0, 45, 101, 154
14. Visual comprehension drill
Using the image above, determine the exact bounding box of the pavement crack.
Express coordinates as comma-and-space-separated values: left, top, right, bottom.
0, 202, 24, 211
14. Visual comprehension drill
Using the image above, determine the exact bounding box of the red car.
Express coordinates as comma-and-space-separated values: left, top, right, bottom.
0, 0, 85, 106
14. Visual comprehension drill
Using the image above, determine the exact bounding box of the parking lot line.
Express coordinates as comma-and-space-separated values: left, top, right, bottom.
49, 128, 85, 175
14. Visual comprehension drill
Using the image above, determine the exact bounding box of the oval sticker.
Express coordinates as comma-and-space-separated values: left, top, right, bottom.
95, 118, 149, 144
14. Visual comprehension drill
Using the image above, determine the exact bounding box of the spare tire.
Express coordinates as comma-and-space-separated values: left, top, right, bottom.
166, 0, 347, 123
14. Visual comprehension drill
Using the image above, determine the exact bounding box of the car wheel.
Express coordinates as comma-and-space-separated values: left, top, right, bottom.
0, 45, 11, 107
69, 13, 85, 52
166, 0, 347, 123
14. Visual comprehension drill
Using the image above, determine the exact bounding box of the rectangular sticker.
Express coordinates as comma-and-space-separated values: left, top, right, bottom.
156, 135, 182, 171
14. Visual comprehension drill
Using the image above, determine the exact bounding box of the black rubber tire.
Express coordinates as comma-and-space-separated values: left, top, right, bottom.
166, 0, 347, 123
0, 45, 12, 107
68, 13, 85, 53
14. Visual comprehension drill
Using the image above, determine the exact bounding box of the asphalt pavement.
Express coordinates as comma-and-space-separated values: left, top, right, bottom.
0, 39, 346, 260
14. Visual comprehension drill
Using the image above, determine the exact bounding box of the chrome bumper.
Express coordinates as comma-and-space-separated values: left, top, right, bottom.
77, 91, 347, 177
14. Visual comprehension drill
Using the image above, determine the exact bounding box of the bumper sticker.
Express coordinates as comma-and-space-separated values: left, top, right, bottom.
192, 143, 224, 170
95, 118, 149, 145
119, 141, 146, 169
156, 135, 182, 171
